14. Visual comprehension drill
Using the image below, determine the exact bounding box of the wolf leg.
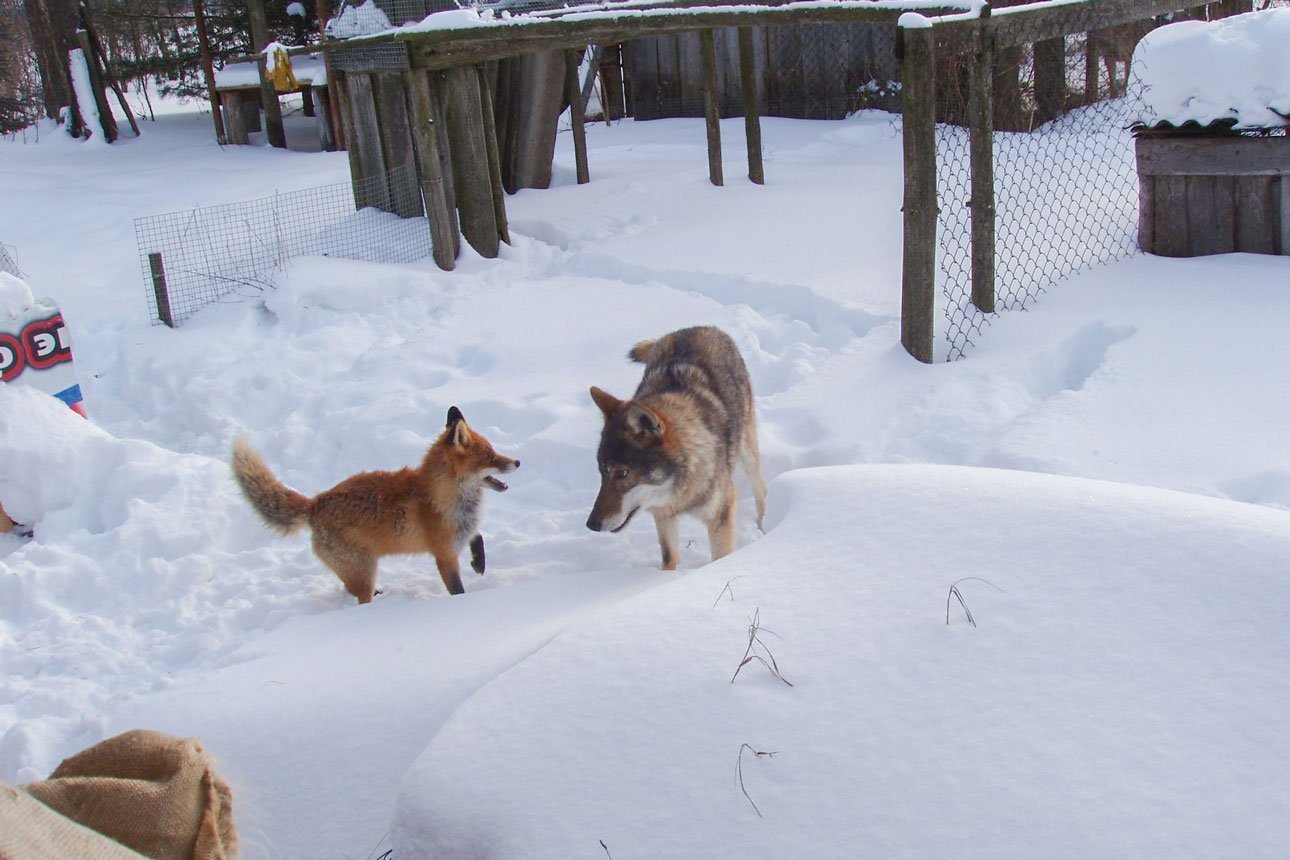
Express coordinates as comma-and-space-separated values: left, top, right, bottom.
470, 534, 486, 574
706, 490, 737, 561
654, 514, 680, 571
435, 552, 465, 595
741, 423, 768, 532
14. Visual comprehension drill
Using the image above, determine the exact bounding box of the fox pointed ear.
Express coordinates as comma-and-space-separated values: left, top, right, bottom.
625, 403, 664, 445
589, 386, 623, 419
445, 406, 469, 447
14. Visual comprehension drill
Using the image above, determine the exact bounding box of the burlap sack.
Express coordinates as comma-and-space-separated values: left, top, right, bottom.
19, 730, 238, 860
0, 782, 149, 860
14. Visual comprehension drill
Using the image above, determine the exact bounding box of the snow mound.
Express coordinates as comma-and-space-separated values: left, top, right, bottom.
325, 0, 394, 38
394, 464, 1290, 859
1131, 8, 1290, 129
0, 385, 341, 782
0, 273, 34, 319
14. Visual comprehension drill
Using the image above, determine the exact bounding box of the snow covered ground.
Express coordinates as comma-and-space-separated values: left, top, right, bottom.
2, 93, 1289, 859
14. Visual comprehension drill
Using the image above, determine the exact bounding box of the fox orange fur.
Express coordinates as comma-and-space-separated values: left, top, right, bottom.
231, 407, 519, 602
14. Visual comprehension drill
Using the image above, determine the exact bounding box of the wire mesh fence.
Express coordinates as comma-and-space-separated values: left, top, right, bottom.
0, 243, 22, 278
134, 163, 432, 326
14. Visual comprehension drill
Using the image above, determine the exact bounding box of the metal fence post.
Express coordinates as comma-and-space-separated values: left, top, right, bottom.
969, 6, 996, 314
900, 18, 936, 364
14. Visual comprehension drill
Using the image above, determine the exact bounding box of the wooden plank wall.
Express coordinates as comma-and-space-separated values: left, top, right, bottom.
1137, 135, 1288, 257
623, 23, 897, 122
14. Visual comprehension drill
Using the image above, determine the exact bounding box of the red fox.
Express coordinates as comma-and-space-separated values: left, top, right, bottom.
231, 407, 519, 602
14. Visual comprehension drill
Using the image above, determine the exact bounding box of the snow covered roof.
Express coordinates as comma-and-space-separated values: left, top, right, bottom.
213, 51, 328, 90
1129, 7, 1290, 131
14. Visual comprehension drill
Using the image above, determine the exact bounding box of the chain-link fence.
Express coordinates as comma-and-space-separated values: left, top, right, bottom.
134, 162, 432, 326
935, 22, 1153, 360
933, 0, 1281, 361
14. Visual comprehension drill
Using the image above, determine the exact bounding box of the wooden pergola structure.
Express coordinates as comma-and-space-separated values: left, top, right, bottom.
309, 0, 966, 272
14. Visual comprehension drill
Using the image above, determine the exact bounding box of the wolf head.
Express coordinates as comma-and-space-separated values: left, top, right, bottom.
439, 406, 520, 492
585, 386, 678, 533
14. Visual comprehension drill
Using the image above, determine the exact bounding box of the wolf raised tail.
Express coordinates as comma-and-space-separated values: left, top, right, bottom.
628, 339, 657, 363
231, 436, 311, 535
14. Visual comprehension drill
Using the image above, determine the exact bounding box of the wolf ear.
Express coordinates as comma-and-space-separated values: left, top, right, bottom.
589, 386, 622, 419
625, 403, 664, 445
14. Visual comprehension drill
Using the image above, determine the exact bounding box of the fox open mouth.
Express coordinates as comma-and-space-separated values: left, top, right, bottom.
610, 506, 639, 533
484, 476, 509, 492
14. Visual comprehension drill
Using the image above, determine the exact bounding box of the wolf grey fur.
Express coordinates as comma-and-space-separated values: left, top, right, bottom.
587, 326, 768, 569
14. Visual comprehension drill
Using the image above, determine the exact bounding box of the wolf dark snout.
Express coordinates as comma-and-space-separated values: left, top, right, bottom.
586, 515, 603, 532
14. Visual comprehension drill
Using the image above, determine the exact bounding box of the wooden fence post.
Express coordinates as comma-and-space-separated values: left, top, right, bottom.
900, 19, 937, 363
476, 66, 512, 244
405, 69, 457, 271
563, 49, 591, 184
1033, 36, 1065, 125
700, 28, 723, 186
737, 27, 764, 185
969, 8, 996, 314
1084, 31, 1099, 104
148, 253, 175, 328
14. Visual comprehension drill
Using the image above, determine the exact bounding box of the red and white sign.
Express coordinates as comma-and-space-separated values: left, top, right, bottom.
1, 299, 85, 416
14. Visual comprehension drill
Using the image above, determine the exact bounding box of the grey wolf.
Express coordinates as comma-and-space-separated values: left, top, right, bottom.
586, 325, 767, 569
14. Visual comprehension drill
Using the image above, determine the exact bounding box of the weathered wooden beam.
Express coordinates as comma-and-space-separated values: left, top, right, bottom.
1234, 175, 1277, 256
1137, 173, 1154, 254
1083, 31, 1099, 104
1033, 36, 1064, 125
405, 69, 457, 270
969, 21, 994, 314
339, 72, 392, 211
700, 29, 723, 187
403, 5, 938, 72
475, 66, 511, 244
441, 65, 500, 258
373, 72, 424, 218
1153, 174, 1189, 257
220, 91, 248, 144
563, 49, 590, 184
1185, 175, 1235, 256
1136, 135, 1290, 177
315, 86, 334, 150
737, 26, 764, 185
900, 22, 937, 364
1279, 178, 1289, 256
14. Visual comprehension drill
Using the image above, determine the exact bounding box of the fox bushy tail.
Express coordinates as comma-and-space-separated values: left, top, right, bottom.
231, 436, 311, 534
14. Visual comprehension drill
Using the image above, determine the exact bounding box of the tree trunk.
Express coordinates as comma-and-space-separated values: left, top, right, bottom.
23, 0, 73, 123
